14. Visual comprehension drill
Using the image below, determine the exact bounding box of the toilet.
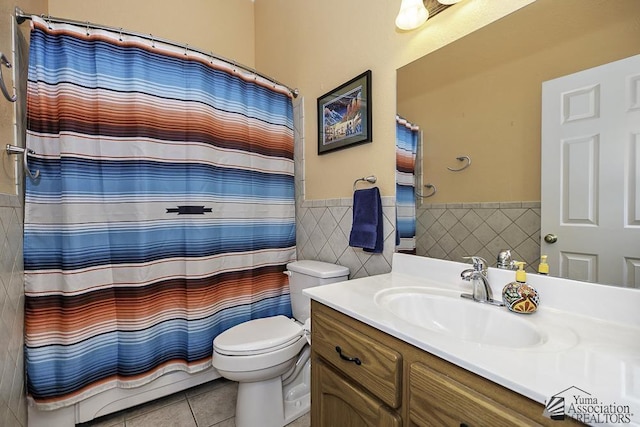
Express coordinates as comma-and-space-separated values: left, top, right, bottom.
212, 260, 349, 427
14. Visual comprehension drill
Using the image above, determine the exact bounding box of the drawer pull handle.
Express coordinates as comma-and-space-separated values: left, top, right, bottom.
335, 346, 362, 365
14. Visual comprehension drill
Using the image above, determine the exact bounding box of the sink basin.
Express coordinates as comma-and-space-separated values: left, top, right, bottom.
374, 287, 544, 348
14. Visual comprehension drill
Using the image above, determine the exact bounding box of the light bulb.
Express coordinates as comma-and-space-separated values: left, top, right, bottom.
395, 0, 429, 31
437, 0, 462, 4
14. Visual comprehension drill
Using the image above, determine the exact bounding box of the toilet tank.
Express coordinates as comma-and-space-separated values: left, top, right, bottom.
285, 260, 349, 322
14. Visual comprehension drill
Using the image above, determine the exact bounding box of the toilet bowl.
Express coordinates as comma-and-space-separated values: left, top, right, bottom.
212, 260, 349, 427
213, 316, 307, 382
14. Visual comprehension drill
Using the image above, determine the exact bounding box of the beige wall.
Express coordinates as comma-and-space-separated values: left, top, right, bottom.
44, 0, 536, 200
398, 0, 640, 203
254, 0, 534, 199
48, 0, 256, 68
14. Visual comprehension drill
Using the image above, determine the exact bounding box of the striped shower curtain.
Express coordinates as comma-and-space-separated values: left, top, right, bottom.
396, 116, 419, 254
24, 17, 295, 409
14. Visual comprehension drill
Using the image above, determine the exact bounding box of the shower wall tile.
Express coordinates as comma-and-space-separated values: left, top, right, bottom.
0, 193, 26, 427
417, 201, 541, 272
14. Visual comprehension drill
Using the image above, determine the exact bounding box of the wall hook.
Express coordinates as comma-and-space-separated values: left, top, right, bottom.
0, 52, 17, 102
447, 155, 471, 172
6, 144, 40, 179
417, 183, 436, 198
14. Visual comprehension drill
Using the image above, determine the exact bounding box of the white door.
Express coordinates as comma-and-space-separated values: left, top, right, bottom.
541, 54, 640, 288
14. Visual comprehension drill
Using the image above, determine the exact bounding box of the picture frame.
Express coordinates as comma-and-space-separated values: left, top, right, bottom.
317, 70, 372, 155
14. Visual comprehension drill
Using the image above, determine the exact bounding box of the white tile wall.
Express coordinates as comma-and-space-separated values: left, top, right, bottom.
0, 193, 26, 427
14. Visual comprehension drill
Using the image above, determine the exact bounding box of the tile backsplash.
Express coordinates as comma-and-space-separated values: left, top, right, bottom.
296, 197, 396, 278
416, 201, 541, 271
0, 194, 26, 427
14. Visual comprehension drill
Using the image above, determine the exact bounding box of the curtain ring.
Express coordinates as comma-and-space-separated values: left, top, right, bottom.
184, 44, 188, 56
209, 52, 214, 64
119, 28, 123, 42
85, 21, 90, 36
150, 34, 155, 48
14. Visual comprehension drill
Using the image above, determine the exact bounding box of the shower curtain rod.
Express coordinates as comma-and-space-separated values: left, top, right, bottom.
14, 7, 299, 98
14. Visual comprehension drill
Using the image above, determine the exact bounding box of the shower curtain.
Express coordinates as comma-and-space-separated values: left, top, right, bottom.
396, 116, 419, 254
23, 17, 295, 409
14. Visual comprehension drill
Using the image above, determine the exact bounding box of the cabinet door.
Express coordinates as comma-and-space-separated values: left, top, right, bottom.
409, 362, 542, 427
312, 359, 401, 427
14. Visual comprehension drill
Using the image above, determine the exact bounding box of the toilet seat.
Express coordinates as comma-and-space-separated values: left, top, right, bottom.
214, 315, 304, 356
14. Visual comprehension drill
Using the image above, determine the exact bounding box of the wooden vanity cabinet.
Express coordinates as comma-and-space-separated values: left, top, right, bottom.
312, 359, 402, 427
409, 362, 540, 426
310, 301, 582, 427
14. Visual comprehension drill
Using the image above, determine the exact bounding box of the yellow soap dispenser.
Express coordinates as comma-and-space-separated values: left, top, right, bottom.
501, 262, 539, 314
538, 255, 549, 275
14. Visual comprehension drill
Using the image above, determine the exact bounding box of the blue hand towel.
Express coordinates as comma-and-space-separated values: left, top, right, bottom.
349, 187, 383, 253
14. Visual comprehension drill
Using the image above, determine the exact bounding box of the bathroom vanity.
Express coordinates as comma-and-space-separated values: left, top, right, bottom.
305, 254, 640, 426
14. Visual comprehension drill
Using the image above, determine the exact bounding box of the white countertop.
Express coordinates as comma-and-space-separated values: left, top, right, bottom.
304, 253, 640, 426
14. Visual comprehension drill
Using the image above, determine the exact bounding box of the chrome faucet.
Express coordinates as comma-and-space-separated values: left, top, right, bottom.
460, 256, 504, 306
496, 249, 518, 270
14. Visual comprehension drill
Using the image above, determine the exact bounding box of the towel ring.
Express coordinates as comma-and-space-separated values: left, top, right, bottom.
6, 144, 40, 179
353, 175, 377, 192
447, 155, 471, 172
0, 52, 17, 102
417, 183, 436, 198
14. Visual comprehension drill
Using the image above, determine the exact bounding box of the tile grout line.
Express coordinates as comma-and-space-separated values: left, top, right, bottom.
185, 392, 199, 427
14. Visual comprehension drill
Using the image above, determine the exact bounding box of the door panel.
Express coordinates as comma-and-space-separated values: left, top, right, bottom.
542, 54, 640, 287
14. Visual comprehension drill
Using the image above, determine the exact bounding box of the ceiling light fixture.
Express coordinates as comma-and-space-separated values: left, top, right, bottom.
395, 0, 429, 31
396, 0, 460, 31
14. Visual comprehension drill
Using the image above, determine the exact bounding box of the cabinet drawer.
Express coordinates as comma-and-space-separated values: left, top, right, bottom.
409, 362, 541, 427
312, 307, 402, 408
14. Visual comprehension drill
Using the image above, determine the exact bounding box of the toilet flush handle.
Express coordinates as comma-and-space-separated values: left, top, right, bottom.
283, 271, 292, 276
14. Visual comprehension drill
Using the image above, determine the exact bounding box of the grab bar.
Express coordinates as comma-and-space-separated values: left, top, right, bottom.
353, 175, 377, 192
6, 145, 40, 179
0, 52, 17, 102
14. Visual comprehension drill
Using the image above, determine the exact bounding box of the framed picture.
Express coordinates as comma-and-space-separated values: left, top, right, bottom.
317, 70, 372, 155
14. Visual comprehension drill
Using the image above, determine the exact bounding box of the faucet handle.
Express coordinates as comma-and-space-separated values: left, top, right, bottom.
463, 256, 488, 272
496, 249, 518, 269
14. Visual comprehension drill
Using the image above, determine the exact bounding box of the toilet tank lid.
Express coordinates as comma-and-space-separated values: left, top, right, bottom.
286, 260, 349, 279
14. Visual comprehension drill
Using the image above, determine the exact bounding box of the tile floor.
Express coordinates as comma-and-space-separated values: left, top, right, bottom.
77, 379, 310, 427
